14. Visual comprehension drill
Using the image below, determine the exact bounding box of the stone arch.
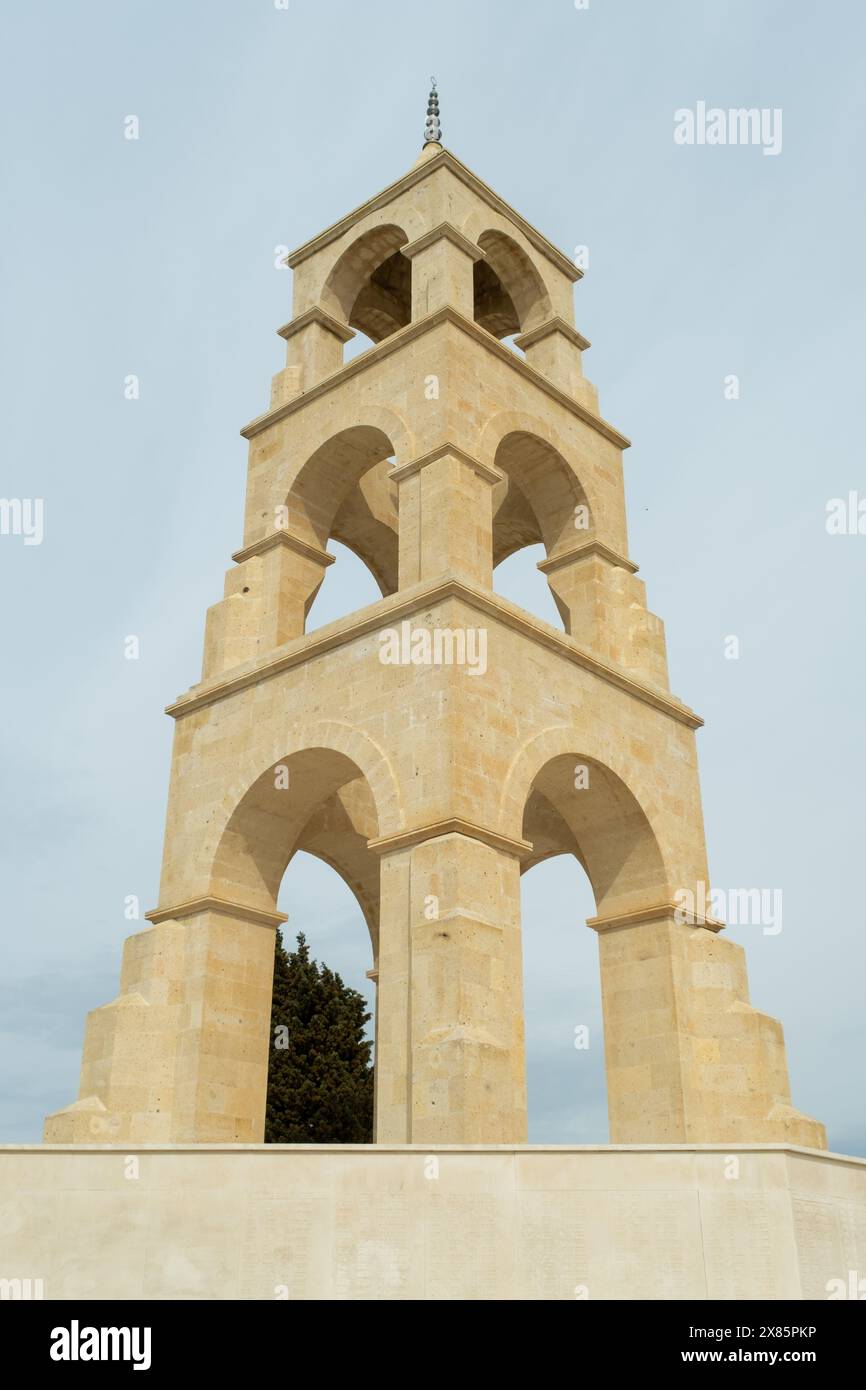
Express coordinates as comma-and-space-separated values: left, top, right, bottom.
285, 423, 401, 594
478, 417, 593, 565
207, 721, 405, 933
280, 775, 383, 952
291, 805, 380, 947
474, 229, 552, 337
500, 726, 671, 918
459, 210, 554, 338
320, 223, 412, 343
330, 463, 399, 597
476, 406, 577, 464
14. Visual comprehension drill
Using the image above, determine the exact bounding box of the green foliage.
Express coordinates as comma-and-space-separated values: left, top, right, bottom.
265, 930, 374, 1143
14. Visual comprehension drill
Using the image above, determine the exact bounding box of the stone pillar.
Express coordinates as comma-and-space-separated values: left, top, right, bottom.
392, 444, 503, 590
371, 825, 529, 1144
587, 903, 827, 1149
202, 532, 334, 679
44, 897, 285, 1144
402, 223, 483, 320
43, 918, 186, 1144
270, 306, 355, 406
366, 964, 379, 1139
538, 540, 669, 689
514, 316, 598, 412
372, 847, 411, 1141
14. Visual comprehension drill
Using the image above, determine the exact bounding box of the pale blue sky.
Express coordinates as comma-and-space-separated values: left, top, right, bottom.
1, 0, 864, 1151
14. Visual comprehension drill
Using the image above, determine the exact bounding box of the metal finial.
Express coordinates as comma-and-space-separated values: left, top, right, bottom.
423, 77, 441, 146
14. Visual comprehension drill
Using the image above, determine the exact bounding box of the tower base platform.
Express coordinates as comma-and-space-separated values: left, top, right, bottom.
1, 1143, 864, 1300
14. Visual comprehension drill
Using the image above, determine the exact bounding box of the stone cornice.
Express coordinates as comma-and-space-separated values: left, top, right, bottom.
240, 306, 630, 450
232, 531, 335, 568
145, 896, 288, 929
514, 316, 591, 353
286, 147, 582, 283
368, 818, 532, 860
538, 540, 639, 576
277, 306, 355, 344
165, 575, 703, 729
30, 1144, 856, 1158
586, 902, 724, 934
389, 443, 504, 487
401, 222, 486, 263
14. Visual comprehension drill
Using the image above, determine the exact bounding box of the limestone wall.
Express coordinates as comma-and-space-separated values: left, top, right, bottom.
2, 1145, 863, 1301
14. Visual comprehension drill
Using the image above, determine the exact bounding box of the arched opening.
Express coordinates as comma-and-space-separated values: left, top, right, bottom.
290, 426, 395, 551
514, 745, 670, 1140
493, 431, 590, 557
473, 230, 552, 339
306, 541, 384, 632
277, 851, 375, 998
268, 827, 378, 1144
520, 854, 606, 1142
321, 224, 411, 344
211, 743, 394, 1142
273, 848, 376, 1126
212, 746, 383, 917
493, 543, 563, 628
473, 258, 520, 339
327, 454, 398, 598
285, 426, 399, 627
521, 751, 668, 920
491, 430, 591, 628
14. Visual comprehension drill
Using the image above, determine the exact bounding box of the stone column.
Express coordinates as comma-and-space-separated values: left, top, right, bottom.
270, 306, 355, 406
514, 315, 598, 412
538, 539, 669, 689
44, 897, 285, 1144
402, 223, 483, 320
371, 825, 528, 1144
587, 902, 827, 1148
366, 963, 379, 1140
392, 444, 503, 590
202, 532, 334, 679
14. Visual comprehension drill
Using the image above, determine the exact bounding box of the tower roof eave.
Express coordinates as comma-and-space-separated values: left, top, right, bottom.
285, 147, 582, 283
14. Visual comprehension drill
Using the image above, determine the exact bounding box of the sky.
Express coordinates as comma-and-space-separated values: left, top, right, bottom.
1, 0, 864, 1152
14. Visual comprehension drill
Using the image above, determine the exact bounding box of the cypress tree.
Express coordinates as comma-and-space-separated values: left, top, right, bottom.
264, 929, 374, 1143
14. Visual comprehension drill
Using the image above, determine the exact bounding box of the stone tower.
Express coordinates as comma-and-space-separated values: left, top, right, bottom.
46, 100, 825, 1151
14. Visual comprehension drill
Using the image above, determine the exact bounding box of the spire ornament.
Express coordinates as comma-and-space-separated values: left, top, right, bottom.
423, 78, 441, 146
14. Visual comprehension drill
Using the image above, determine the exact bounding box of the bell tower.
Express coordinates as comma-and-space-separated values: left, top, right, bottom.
46, 89, 825, 1151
